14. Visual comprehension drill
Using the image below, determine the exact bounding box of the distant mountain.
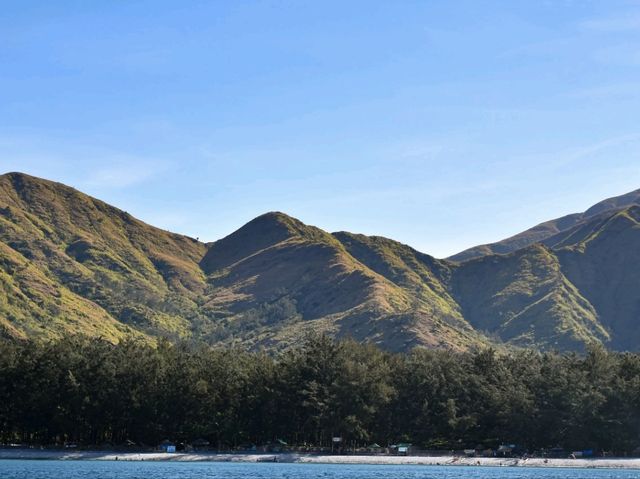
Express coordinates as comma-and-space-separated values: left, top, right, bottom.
449, 188, 640, 262
1, 172, 640, 353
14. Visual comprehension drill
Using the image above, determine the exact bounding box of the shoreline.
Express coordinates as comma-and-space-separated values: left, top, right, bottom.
1, 450, 640, 469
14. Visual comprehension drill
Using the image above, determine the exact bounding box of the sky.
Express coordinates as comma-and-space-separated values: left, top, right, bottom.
1, 1, 640, 258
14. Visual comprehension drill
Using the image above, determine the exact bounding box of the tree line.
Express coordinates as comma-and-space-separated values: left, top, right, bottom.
1, 335, 639, 455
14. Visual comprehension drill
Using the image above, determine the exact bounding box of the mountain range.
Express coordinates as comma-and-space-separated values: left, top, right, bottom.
1, 171, 639, 352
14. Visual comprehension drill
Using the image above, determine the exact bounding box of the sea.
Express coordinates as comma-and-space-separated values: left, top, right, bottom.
0, 461, 639, 479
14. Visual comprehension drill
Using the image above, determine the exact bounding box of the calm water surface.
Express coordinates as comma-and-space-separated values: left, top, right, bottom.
0, 460, 638, 479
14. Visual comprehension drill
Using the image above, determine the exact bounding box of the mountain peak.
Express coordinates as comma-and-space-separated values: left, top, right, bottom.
0, 171, 90, 210
584, 188, 640, 217
2, 171, 36, 180
200, 211, 320, 273
1, 171, 68, 190
2, 171, 28, 180
249, 211, 304, 232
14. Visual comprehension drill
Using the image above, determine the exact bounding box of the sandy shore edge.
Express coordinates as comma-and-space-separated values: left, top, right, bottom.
2, 450, 640, 469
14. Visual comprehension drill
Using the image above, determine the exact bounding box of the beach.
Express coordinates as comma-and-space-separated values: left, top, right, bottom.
2, 449, 640, 469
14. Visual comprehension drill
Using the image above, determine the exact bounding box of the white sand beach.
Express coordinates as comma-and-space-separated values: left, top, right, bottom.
2, 449, 640, 469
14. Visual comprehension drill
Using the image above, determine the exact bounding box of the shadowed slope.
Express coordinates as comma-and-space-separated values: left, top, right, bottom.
554, 206, 640, 350
450, 243, 608, 351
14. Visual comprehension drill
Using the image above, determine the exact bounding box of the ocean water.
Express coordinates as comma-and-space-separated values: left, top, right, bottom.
0, 461, 638, 479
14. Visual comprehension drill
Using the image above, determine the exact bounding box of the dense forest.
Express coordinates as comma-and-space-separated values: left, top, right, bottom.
1, 335, 640, 455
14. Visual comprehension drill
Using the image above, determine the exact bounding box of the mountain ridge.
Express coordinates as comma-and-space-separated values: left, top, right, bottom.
449, 188, 640, 262
1, 171, 639, 353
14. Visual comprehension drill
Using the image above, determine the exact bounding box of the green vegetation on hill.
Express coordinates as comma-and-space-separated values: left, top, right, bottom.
450, 244, 608, 350
0, 172, 207, 342
555, 206, 640, 350
1, 172, 640, 352
200, 211, 486, 351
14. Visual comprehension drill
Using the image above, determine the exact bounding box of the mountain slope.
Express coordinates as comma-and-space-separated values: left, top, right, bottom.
2, 171, 640, 353
447, 204, 640, 351
0, 173, 488, 351
450, 188, 640, 262
553, 206, 640, 350
0, 172, 207, 341
450, 243, 608, 350
200, 213, 487, 351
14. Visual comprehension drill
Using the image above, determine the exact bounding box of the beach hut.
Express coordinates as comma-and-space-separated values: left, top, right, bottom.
367, 443, 385, 454
390, 443, 412, 455
497, 444, 513, 456
398, 443, 411, 455
159, 439, 176, 453
264, 439, 288, 453
571, 449, 593, 458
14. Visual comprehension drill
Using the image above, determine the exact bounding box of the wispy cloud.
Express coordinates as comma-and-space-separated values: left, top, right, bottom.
555, 133, 640, 166
581, 13, 640, 32
0, 135, 172, 190
502, 133, 640, 176
592, 43, 640, 66
82, 158, 169, 189
569, 82, 640, 100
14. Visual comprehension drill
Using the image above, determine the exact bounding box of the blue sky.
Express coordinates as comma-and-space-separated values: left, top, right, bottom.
2, 1, 640, 257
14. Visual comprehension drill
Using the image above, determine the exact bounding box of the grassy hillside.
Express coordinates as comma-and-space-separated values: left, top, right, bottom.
200, 213, 488, 351
554, 206, 640, 350
0, 172, 207, 341
2, 172, 640, 353
0, 173, 488, 351
450, 243, 608, 350
449, 204, 640, 351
